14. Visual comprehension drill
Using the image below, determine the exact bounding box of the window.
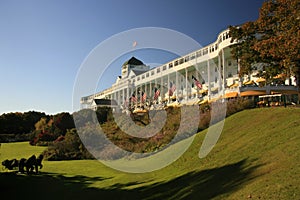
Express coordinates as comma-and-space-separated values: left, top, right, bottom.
190, 54, 195, 60
146, 73, 149, 77
137, 77, 140, 81
142, 75, 145, 79
179, 58, 184, 64
226, 32, 229, 39
169, 63, 173, 68
215, 44, 218, 50
174, 60, 178, 66
185, 56, 189, 62
151, 71, 154, 75
163, 65, 167, 70
203, 48, 208, 55
196, 51, 202, 57
157, 68, 160, 73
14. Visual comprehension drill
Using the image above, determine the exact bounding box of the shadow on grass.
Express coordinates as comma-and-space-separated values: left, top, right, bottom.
0, 159, 259, 200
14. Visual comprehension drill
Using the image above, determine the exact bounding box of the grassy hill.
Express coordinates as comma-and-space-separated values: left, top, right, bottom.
0, 107, 299, 199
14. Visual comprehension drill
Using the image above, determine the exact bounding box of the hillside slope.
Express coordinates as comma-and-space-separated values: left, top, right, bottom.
0, 107, 299, 199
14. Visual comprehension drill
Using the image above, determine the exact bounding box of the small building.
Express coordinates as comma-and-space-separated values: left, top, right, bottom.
91, 99, 118, 111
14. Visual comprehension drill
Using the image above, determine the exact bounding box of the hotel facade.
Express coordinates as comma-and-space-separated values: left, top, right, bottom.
80, 28, 298, 110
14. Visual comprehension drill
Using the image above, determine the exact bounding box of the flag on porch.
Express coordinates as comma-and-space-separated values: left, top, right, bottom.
130, 93, 137, 102
169, 82, 176, 96
141, 91, 147, 102
153, 87, 160, 100
192, 75, 202, 89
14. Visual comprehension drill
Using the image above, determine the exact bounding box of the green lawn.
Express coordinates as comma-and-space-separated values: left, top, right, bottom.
0, 107, 299, 199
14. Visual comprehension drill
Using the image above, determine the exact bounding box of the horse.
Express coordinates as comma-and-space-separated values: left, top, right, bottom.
2, 159, 19, 170
21, 154, 44, 174
18, 158, 27, 173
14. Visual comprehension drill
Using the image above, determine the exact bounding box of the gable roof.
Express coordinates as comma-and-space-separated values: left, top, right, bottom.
131, 69, 146, 76
122, 57, 144, 66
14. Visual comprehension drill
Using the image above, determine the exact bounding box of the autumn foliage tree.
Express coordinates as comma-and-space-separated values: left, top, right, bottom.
30, 112, 75, 146
229, 0, 300, 86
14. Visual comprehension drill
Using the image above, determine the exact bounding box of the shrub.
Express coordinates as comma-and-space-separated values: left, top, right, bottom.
226, 98, 254, 117
43, 98, 255, 160
42, 128, 94, 160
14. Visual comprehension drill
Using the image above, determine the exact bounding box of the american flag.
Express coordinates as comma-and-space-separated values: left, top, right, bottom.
153, 87, 160, 100
130, 93, 137, 102
192, 75, 202, 89
169, 82, 176, 96
141, 91, 147, 102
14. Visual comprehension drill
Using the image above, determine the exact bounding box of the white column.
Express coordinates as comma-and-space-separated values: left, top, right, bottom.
175, 71, 178, 101
207, 59, 211, 99
168, 74, 170, 102
185, 68, 188, 100
122, 89, 125, 105
149, 81, 152, 98
222, 48, 226, 88
113, 92, 116, 101
196, 65, 199, 98
144, 83, 147, 104
117, 91, 121, 106
160, 76, 163, 102
127, 82, 129, 101
218, 52, 222, 91
135, 87, 138, 107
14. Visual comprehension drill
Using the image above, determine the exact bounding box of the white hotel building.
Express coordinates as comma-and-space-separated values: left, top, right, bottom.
80, 29, 298, 110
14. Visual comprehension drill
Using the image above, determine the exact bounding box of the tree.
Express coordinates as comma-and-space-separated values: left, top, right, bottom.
30, 112, 75, 146
254, 0, 300, 85
34, 117, 48, 131
52, 112, 75, 133
229, 22, 262, 76
229, 0, 300, 86
0, 111, 46, 135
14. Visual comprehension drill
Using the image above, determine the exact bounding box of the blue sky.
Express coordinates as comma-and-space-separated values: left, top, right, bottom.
0, 0, 264, 114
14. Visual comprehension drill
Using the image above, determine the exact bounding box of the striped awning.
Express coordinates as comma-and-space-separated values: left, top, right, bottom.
224, 92, 238, 98
244, 80, 256, 85
229, 82, 239, 88
271, 90, 299, 95
199, 99, 208, 105
200, 89, 208, 93
256, 77, 266, 83
240, 90, 266, 96
211, 87, 219, 92
273, 74, 286, 79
